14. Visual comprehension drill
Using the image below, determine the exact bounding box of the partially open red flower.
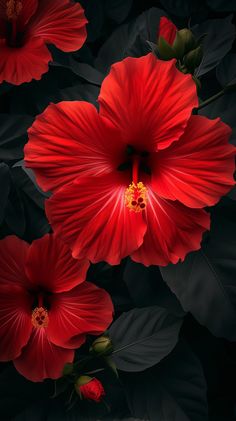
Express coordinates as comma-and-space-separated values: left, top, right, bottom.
0, 234, 113, 381
0, 0, 87, 85
24, 53, 235, 266
75, 376, 105, 402
156, 16, 201, 68
158, 16, 177, 45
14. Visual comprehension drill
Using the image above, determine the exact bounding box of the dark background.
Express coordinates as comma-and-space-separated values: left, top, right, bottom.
0, 0, 236, 420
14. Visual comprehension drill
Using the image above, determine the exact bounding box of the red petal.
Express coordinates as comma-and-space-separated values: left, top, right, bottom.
98, 53, 198, 151
152, 116, 235, 208
46, 173, 147, 265
25, 101, 125, 192
158, 16, 177, 45
0, 38, 51, 85
13, 328, 74, 382
131, 189, 210, 266
28, 0, 87, 52
0, 236, 29, 287
47, 281, 113, 348
25, 234, 89, 293
0, 285, 32, 361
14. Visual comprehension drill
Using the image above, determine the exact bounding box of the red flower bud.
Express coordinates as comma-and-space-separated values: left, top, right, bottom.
75, 376, 105, 403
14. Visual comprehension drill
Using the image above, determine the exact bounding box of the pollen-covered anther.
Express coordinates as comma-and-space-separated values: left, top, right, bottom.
6, 0, 22, 20
31, 306, 49, 329
125, 181, 147, 212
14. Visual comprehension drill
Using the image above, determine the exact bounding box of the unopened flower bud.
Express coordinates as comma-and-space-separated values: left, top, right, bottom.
177, 29, 196, 54
172, 31, 185, 59
63, 362, 74, 376
90, 335, 113, 355
75, 376, 105, 402
157, 36, 176, 60
184, 46, 203, 70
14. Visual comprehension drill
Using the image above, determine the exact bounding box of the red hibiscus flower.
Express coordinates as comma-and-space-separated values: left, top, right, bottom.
0, 0, 87, 85
75, 376, 105, 402
24, 53, 235, 266
0, 234, 113, 382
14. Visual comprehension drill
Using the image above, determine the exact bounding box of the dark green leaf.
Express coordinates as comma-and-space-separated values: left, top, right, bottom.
20, 195, 50, 241
80, 0, 104, 42
0, 114, 33, 162
207, 0, 236, 11
59, 83, 100, 106
13, 161, 50, 200
105, 0, 133, 23
200, 91, 236, 144
193, 15, 235, 77
159, 0, 202, 17
161, 200, 236, 340
216, 53, 236, 89
0, 163, 11, 224
0, 365, 52, 419
124, 259, 185, 316
95, 8, 166, 73
4, 182, 25, 237
109, 306, 183, 371
122, 341, 208, 421
7, 68, 78, 116
52, 54, 104, 85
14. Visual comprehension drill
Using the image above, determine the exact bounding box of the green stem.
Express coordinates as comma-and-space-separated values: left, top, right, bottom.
85, 368, 105, 375
194, 89, 225, 112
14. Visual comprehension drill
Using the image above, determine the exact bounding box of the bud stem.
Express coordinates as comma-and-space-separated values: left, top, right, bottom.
85, 368, 105, 375
194, 89, 225, 113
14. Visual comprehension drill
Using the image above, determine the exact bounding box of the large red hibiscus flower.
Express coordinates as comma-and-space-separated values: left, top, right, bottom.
24, 53, 235, 266
0, 0, 87, 85
0, 234, 113, 381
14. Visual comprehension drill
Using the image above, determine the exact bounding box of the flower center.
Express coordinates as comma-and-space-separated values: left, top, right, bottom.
6, 0, 22, 20
31, 307, 49, 329
31, 293, 49, 329
125, 155, 147, 212
125, 181, 147, 212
